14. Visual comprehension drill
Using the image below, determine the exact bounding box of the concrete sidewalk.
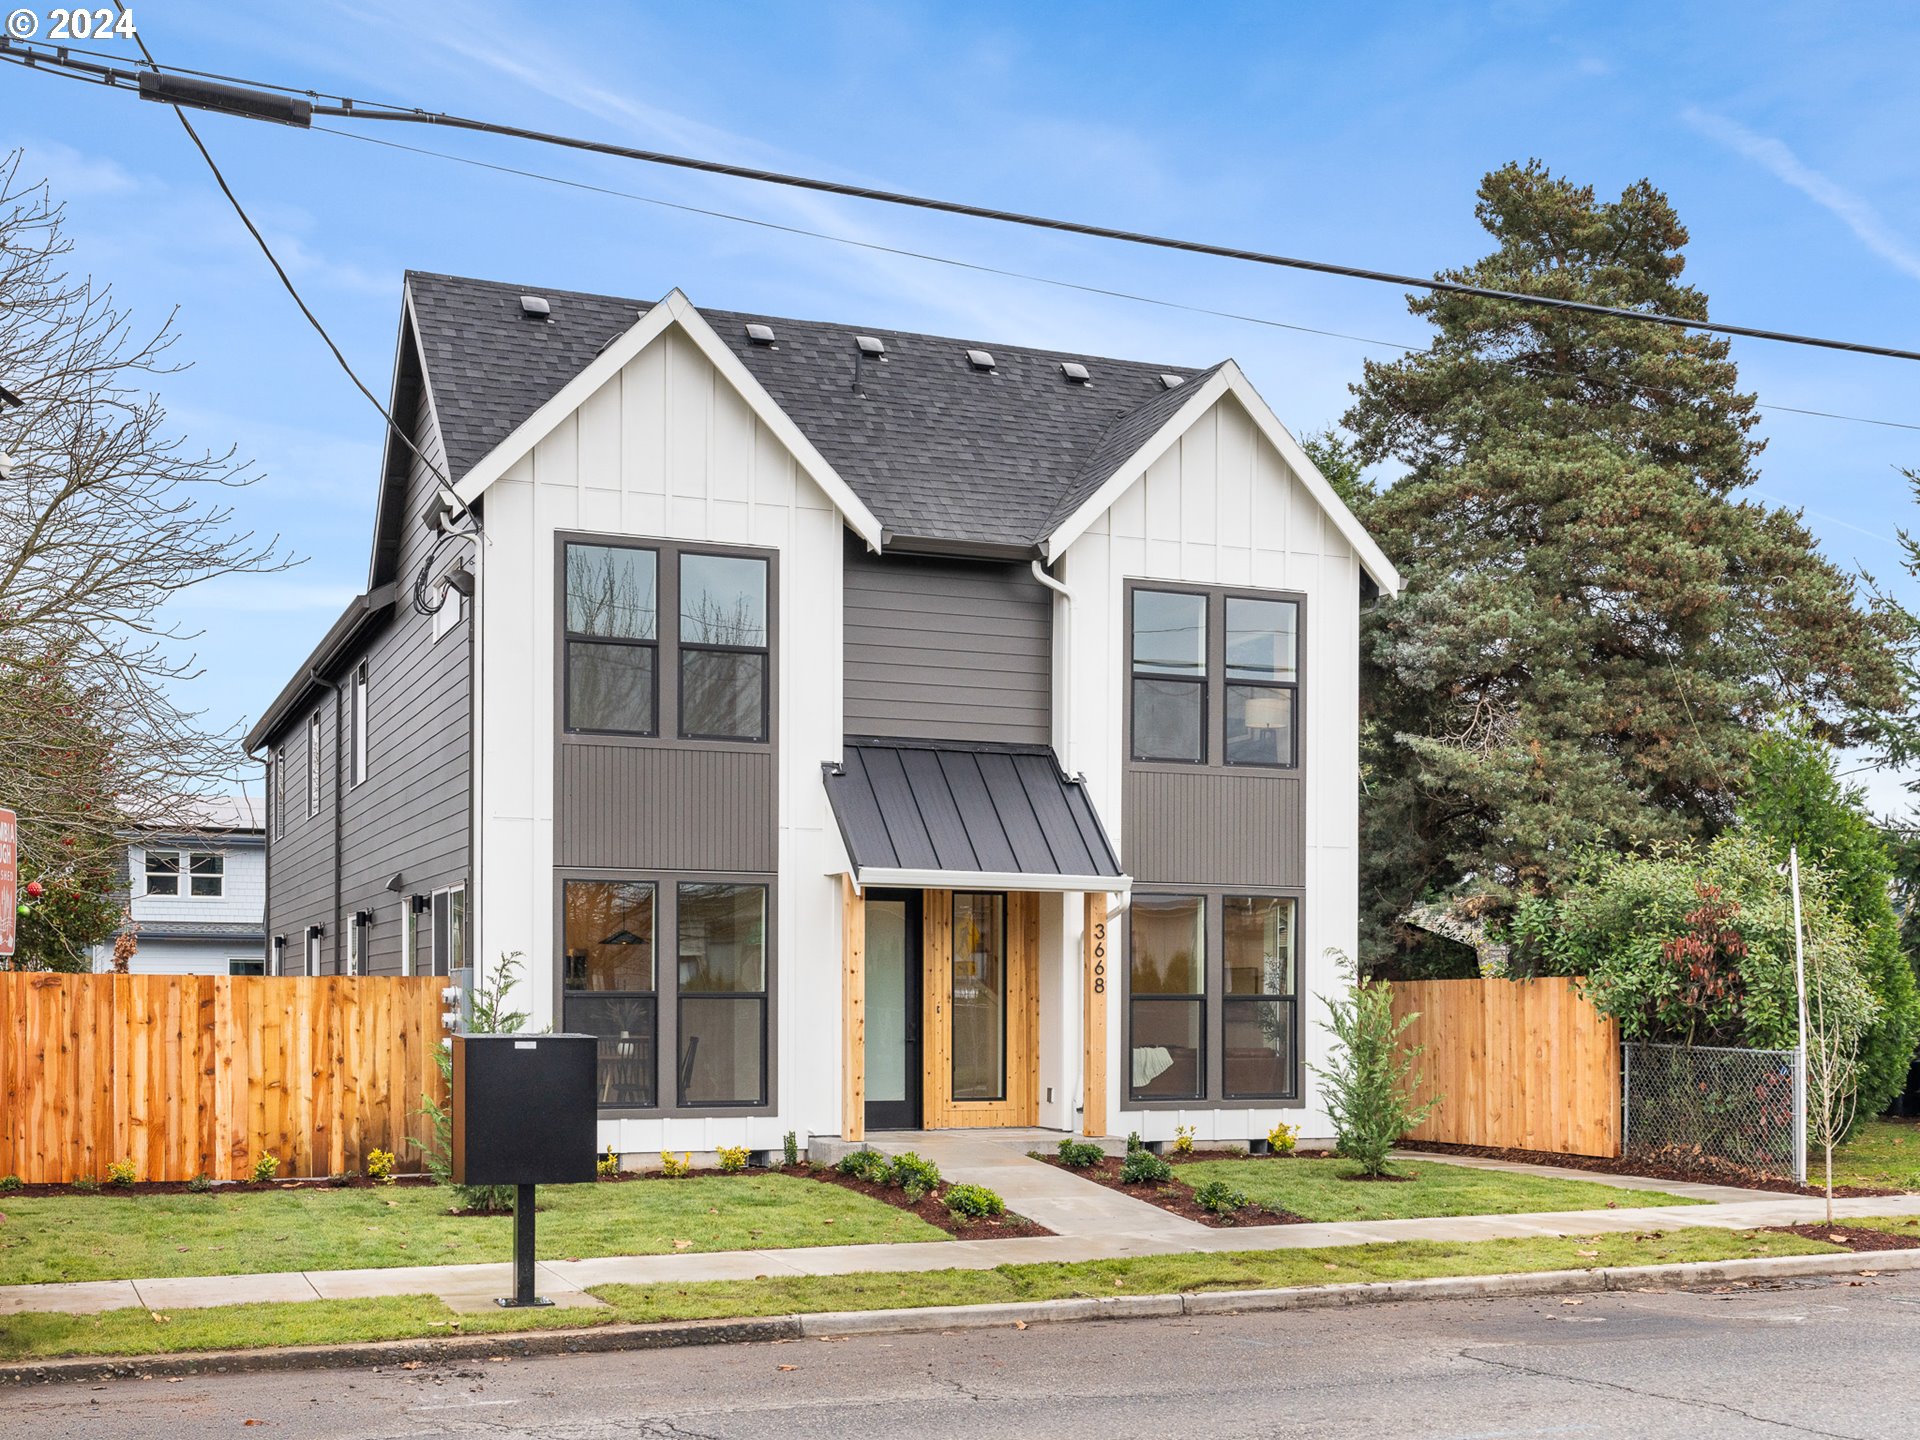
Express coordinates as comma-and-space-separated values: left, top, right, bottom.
7, 1137, 1917, 1319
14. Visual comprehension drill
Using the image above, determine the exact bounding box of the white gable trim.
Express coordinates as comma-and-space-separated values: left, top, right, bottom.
1042, 360, 1401, 594
449, 289, 886, 549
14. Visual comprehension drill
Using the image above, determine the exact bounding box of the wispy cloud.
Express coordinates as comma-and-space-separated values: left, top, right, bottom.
1683, 107, 1920, 282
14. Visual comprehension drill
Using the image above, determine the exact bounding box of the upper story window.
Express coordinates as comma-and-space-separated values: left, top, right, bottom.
272, 746, 286, 840
562, 538, 772, 744
1129, 585, 1300, 769
307, 712, 321, 816
349, 662, 369, 787
144, 850, 180, 896
144, 850, 223, 898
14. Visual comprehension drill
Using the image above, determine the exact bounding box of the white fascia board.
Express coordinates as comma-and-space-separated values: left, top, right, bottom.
449, 289, 886, 550
853, 867, 1132, 896
1042, 360, 1402, 595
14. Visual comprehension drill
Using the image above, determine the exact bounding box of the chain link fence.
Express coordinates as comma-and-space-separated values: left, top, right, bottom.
1623, 1042, 1802, 1182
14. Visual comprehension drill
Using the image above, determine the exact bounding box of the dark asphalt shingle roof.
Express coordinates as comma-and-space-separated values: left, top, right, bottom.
824, 739, 1123, 881
404, 272, 1212, 549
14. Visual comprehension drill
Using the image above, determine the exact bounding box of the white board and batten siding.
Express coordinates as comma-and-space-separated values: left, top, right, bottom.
477, 322, 846, 1157
1055, 390, 1364, 1143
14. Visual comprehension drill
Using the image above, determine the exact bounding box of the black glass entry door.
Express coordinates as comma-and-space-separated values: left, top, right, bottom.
864, 889, 923, 1130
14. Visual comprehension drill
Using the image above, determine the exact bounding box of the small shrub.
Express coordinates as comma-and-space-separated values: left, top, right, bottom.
886, 1151, 942, 1201
659, 1151, 693, 1178
1119, 1149, 1171, 1185
716, 1145, 751, 1174
0, 1174, 21, 1194
944, 1182, 1006, 1219
1192, 1178, 1251, 1215
596, 1146, 621, 1179
1266, 1122, 1298, 1154
251, 1153, 281, 1184
1125, 1130, 1146, 1154
1311, 966, 1439, 1178
1172, 1125, 1195, 1156
835, 1148, 889, 1184
328, 1170, 357, 1188
186, 1173, 213, 1193
105, 1159, 137, 1187
366, 1148, 396, 1184
1056, 1138, 1105, 1168
782, 1130, 800, 1168
71, 1174, 101, 1193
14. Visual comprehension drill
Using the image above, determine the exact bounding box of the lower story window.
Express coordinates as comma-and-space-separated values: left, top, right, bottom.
677, 882, 768, 1107
563, 880, 658, 1109
430, 885, 466, 979
1128, 895, 1205, 1102
1222, 896, 1296, 1100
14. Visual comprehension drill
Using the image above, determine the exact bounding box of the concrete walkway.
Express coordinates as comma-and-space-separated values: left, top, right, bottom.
7, 1137, 1918, 1319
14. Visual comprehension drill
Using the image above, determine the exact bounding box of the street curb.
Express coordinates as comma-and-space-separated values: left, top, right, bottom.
6, 1247, 1915, 1387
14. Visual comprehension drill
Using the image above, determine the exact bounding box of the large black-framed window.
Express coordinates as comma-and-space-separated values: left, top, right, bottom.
1127, 584, 1303, 771
1130, 589, 1207, 763
678, 553, 769, 742
1127, 889, 1302, 1107
677, 881, 769, 1106
562, 879, 658, 1109
1128, 894, 1206, 1101
564, 542, 659, 736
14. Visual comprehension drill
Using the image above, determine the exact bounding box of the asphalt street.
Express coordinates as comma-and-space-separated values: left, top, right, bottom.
7, 1269, 1918, 1439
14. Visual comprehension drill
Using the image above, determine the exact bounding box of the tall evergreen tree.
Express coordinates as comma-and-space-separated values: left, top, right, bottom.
1345, 161, 1913, 971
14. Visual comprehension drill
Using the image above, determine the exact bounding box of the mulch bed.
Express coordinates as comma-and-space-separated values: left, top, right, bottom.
1039, 1154, 1305, 1228
1, 1173, 437, 1200
1397, 1139, 1903, 1199
1763, 1223, 1920, 1253
796, 1165, 1052, 1240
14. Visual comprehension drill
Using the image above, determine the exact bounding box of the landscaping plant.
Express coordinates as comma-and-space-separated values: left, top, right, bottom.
835, 1149, 889, 1185
70, 1174, 99, 1193
885, 1152, 941, 1201
1795, 848, 1876, 1224
366, 1149, 396, 1184
105, 1159, 136, 1187
716, 1145, 751, 1174
659, 1152, 693, 1178
1119, 1149, 1172, 1185
1192, 1179, 1251, 1215
0, 1175, 21, 1194
1311, 968, 1438, 1178
596, 1146, 620, 1179
1056, 1138, 1105, 1168
250, 1154, 280, 1184
1172, 1125, 1195, 1156
943, 1183, 1006, 1220
1266, 1122, 1298, 1154
186, 1173, 212, 1194
782, 1131, 800, 1168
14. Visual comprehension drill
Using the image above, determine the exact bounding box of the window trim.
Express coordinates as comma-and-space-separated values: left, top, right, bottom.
1129, 588, 1210, 766
306, 712, 322, 818
1124, 885, 1304, 1109
675, 551, 771, 744
143, 848, 181, 897
1125, 892, 1208, 1104
349, 661, 369, 787
554, 532, 779, 754
271, 935, 286, 976
187, 852, 224, 899
1123, 581, 1306, 776
552, 867, 778, 1120
304, 926, 324, 978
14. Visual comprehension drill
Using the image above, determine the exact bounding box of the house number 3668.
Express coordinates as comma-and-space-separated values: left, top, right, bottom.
1091, 921, 1107, 994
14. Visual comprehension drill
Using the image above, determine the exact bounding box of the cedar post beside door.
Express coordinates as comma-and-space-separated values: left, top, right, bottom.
862, 890, 923, 1131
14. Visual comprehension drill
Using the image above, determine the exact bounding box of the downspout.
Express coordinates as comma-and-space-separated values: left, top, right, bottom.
309, 667, 343, 975
1031, 556, 1083, 1125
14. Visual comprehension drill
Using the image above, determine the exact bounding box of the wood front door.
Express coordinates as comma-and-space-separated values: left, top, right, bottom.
922, 889, 1039, 1128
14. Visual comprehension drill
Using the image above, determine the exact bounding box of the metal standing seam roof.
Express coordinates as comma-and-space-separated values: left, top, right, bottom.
824, 739, 1126, 891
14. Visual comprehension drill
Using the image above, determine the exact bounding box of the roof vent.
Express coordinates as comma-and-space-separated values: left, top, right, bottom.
1159, 373, 1185, 389
856, 334, 887, 359
745, 322, 777, 346
1060, 361, 1091, 384
966, 348, 996, 371
519, 294, 551, 320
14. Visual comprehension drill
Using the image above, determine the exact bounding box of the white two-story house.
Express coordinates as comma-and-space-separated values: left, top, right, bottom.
94, 794, 267, 975
246, 273, 1399, 1156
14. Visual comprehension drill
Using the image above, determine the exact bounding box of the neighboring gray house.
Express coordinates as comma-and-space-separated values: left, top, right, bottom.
93, 794, 267, 976
247, 273, 1399, 1156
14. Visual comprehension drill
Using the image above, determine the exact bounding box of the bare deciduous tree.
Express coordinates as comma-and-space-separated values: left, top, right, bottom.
0, 149, 294, 966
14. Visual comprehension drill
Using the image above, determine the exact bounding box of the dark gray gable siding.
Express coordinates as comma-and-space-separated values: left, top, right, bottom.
843, 533, 1052, 746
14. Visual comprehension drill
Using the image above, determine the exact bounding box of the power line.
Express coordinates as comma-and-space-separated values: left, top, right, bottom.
8, 35, 1920, 365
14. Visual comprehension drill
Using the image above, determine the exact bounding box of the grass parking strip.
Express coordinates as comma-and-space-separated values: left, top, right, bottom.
0, 1227, 1845, 1361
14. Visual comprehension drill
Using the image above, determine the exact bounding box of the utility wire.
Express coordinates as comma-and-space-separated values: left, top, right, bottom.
7, 35, 1920, 364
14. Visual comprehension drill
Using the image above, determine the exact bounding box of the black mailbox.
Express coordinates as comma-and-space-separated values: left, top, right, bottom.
451, 1033, 599, 1186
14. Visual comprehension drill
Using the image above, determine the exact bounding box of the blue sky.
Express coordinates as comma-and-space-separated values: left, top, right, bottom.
9, 2, 1920, 806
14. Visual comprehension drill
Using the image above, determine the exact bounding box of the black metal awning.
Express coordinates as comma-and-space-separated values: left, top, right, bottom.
823, 739, 1127, 893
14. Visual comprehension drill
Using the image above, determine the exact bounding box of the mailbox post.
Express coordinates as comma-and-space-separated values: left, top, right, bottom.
451, 1033, 598, 1308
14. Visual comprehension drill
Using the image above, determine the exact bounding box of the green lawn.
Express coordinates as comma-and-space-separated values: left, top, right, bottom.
0, 1226, 1842, 1361
1176, 1156, 1699, 1222
1830, 1118, 1920, 1192
0, 1176, 945, 1286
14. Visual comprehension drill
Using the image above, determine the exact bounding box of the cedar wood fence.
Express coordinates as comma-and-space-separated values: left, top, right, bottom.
0, 973, 448, 1184
1391, 976, 1622, 1158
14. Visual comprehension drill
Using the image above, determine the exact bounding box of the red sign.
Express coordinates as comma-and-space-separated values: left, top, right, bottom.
0, 809, 15, 958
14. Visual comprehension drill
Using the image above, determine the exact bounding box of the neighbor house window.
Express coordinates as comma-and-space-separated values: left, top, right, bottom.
564, 543, 658, 735
189, 853, 224, 898
1130, 590, 1207, 762
678, 554, 769, 741
1224, 599, 1297, 767
307, 712, 321, 816
677, 882, 768, 1105
144, 850, 180, 897
1128, 895, 1205, 1101
350, 662, 369, 786
1222, 896, 1297, 1099
230, 958, 265, 977
563, 880, 658, 1109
